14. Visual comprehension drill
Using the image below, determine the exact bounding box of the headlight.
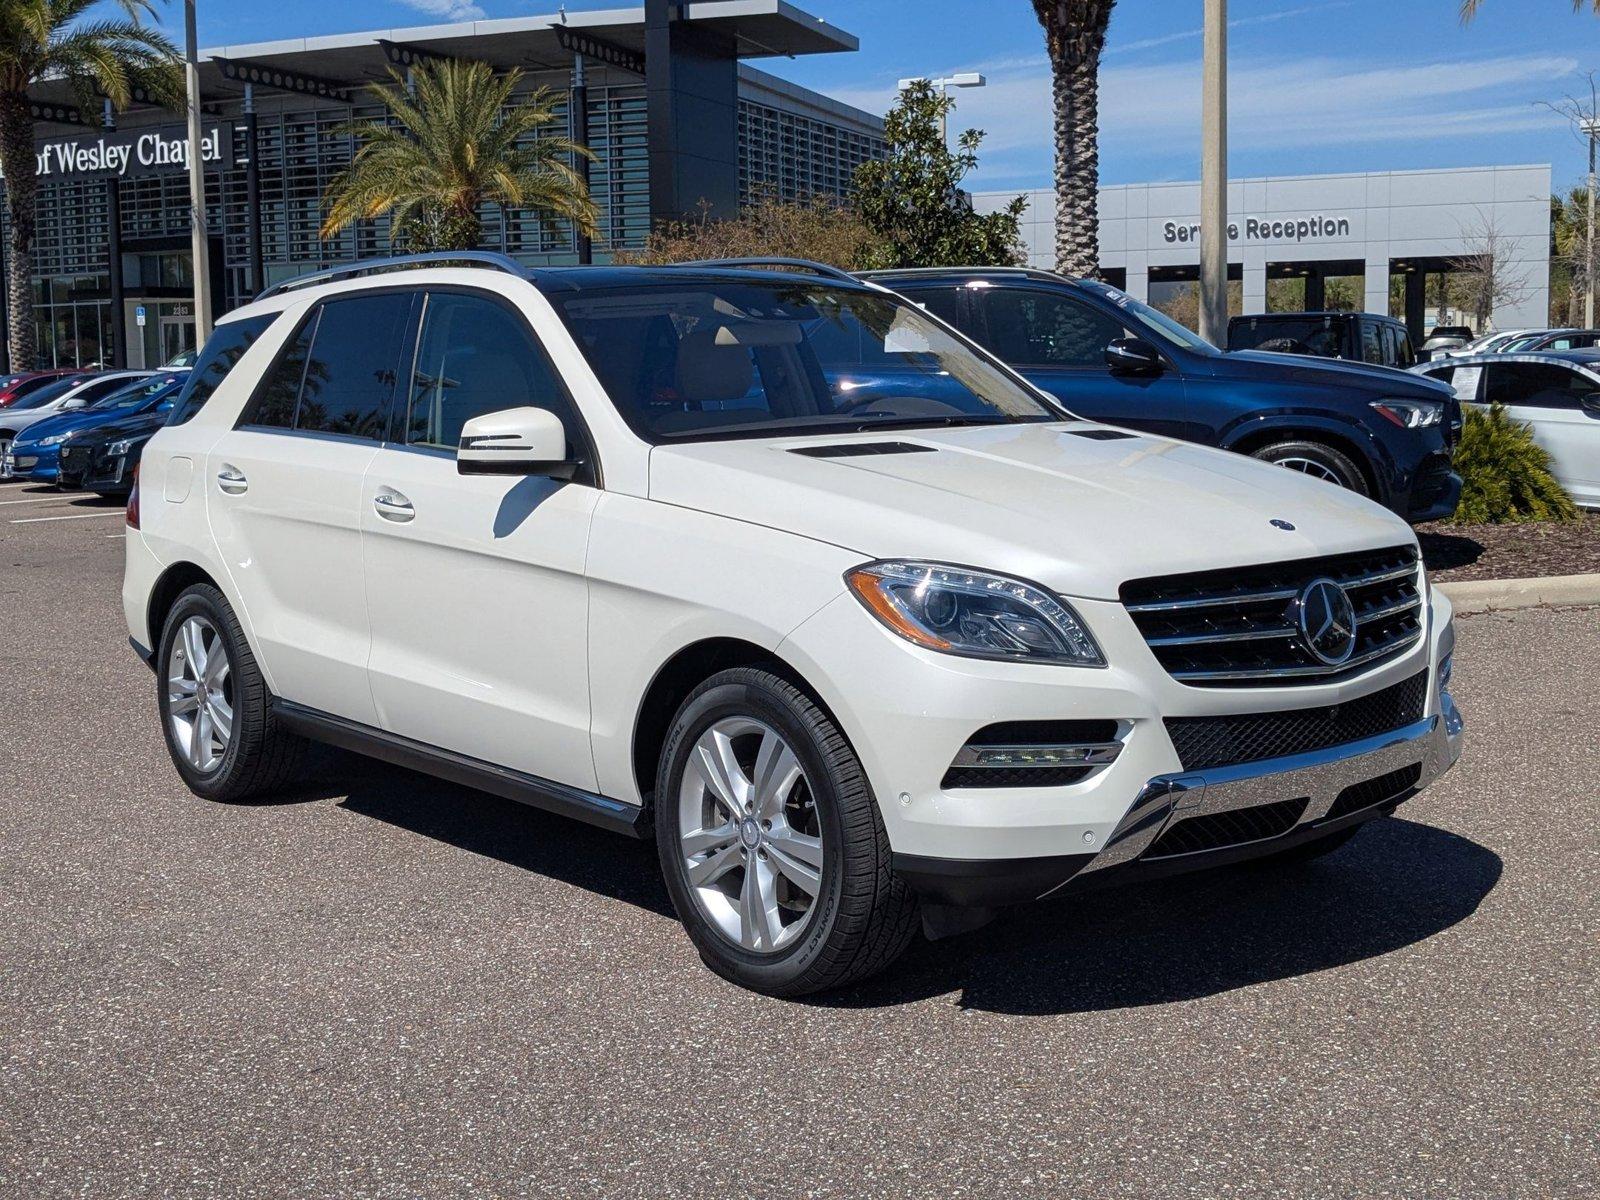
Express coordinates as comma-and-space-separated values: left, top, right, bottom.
1370, 398, 1443, 429
845, 560, 1106, 667
107, 438, 136, 455
38, 433, 70, 447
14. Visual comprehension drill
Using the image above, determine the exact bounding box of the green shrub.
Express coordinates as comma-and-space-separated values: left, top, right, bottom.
1449, 402, 1579, 524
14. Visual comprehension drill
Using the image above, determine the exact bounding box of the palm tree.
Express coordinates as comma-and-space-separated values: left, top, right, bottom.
0, 0, 179, 370
322, 59, 598, 255
1031, 0, 1116, 278
1461, 0, 1599, 17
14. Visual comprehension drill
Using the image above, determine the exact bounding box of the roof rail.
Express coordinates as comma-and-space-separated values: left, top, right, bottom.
669, 257, 860, 285
255, 251, 528, 301
857, 265, 1082, 285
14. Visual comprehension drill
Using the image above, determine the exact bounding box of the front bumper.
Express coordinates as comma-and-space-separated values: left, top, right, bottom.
896, 693, 1463, 906
1403, 454, 1462, 524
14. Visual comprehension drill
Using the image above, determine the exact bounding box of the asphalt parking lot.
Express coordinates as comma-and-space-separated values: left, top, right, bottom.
1, 484, 1595, 1199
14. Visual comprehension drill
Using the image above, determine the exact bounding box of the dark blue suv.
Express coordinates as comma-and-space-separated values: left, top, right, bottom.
860, 267, 1461, 524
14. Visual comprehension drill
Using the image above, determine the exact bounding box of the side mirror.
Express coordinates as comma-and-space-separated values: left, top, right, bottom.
62, 396, 89, 410
1105, 336, 1164, 373
457, 406, 575, 478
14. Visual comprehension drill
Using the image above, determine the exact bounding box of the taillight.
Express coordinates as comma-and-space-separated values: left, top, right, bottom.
126, 465, 140, 529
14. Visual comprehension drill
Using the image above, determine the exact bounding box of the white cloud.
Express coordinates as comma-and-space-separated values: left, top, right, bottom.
397, 0, 486, 20
830, 52, 1579, 189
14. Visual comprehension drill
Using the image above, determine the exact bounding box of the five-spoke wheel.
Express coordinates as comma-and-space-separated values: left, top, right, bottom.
166, 615, 234, 773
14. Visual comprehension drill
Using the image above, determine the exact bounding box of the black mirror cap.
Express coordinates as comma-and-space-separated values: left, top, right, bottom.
1105, 337, 1164, 373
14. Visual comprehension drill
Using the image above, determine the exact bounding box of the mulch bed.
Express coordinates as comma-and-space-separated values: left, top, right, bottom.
1417, 511, 1600, 583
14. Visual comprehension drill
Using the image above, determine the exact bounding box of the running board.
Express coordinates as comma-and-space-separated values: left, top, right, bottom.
270, 699, 647, 838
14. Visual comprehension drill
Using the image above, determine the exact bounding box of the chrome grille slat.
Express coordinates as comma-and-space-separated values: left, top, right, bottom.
1121, 545, 1424, 689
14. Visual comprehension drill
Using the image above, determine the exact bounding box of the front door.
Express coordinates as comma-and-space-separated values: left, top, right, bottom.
1481, 359, 1600, 506
205, 289, 415, 724
160, 312, 195, 365
970, 285, 1193, 439
361, 289, 599, 790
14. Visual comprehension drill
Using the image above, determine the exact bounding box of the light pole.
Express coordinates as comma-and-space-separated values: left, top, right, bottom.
1198, 0, 1228, 347
184, 0, 213, 346
897, 73, 986, 143
1583, 117, 1598, 330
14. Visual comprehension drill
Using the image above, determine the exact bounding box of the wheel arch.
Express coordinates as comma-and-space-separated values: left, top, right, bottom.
630, 636, 843, 815
146, 561, 224, 653
1223, 420, 1384, 498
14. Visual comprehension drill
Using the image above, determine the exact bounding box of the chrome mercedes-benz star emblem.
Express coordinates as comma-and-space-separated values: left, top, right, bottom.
1295, 577, 1357, 665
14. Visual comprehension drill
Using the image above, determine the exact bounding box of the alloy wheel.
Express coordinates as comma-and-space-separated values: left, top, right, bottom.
676, 717, 825, 954
1275, 455, 1343, 485
166, 615, 234, 773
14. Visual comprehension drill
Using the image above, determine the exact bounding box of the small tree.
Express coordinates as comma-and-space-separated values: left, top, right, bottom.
618, 192, 878, 268
1450, 403, 1579, 523
1449, 211, 1533, 331
851, 80, 1025, 269
322, 59, 597, 253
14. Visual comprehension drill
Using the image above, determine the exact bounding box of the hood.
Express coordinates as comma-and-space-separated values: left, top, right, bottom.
647, 423, 1415, 600
1218, 350, 1451, 397
68, 410, 167, 445
14, 405, 126, 447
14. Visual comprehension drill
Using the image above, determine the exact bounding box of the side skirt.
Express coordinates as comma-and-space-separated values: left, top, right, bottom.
270, 698, 648, 839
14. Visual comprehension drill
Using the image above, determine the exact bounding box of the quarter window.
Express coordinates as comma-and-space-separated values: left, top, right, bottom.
404, 292, 577, 451
978, 289, 1126, 367
169, 314, 276, 426
1483, 362, 1594, 409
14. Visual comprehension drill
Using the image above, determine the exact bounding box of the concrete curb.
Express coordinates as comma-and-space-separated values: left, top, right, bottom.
1437, 572, 1600, 614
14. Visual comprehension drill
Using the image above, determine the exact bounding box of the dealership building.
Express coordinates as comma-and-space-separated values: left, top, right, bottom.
1, 0, 883, 369
978, 164, 1553, 341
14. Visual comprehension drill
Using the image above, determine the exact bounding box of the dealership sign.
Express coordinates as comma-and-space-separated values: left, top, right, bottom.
6, 125, 233, 181
1162, 215, 1354, 244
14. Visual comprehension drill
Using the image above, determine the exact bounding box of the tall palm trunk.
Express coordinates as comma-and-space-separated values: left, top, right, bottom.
0, 93, 37, 371
1034, 2, 1114, 280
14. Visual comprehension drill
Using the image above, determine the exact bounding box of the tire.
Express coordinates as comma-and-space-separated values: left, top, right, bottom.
1250, 439, 1371, 496
654, 667, 919, 997
1245, 824, 1362, 869
155, 583, 312, 802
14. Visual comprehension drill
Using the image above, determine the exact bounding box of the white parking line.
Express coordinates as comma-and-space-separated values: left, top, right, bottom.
10, 510, 125, 525
0, 495, 75, 506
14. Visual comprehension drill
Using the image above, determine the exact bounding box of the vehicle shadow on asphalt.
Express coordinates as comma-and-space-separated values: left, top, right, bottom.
333, 758, 674, 917
823, 817, 1502, 1014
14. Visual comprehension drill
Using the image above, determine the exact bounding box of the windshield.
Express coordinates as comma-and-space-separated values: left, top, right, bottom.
1078, 280, 1217, 353
10, 377, 84, 409
550, 279, 1065, 442
90, 375, 178, 411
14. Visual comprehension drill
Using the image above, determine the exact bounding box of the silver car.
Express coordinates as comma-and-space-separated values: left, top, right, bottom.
1414, 351, 1600, 508
0, 371, 154, 477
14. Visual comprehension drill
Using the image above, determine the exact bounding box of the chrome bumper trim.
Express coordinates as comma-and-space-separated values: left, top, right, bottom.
1078, 692, 1464, 879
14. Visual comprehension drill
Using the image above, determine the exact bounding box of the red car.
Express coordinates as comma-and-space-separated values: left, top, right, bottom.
0, 368, 85, 408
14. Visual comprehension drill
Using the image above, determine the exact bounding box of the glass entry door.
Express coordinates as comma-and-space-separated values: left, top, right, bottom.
159, 309, 196, 365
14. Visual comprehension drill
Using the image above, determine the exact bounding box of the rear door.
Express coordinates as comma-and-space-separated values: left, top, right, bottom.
1480, 359, 1600, 506
969, 284, 1192, 438
360, 288, 600, 788
205, 289, 415, 723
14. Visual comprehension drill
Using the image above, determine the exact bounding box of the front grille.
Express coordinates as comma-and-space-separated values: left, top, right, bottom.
1165, 670, 1428, 771
1146, 796, 1308, 858
1323, 762, 1423, 823
59, 446, 89, 469
1121, 545, 1424, 687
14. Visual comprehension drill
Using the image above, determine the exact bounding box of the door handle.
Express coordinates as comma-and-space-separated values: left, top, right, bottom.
216, 465, 248, 495
373, 488, 415, 523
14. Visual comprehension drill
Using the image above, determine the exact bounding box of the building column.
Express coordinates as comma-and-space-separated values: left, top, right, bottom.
107, 181, 125, 368
244, 84, 264, 298
1125, 265, 1150, 304
570, 54, 592, 264
1364, 255, 1390, 318
1243, 261, 1266, 315
1403, 271, 1425, 342
645, 0, 739, 225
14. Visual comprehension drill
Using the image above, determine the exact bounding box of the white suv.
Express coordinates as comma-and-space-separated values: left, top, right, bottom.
124, 254, 1464, 996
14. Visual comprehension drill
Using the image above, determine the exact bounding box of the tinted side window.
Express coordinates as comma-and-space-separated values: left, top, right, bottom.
899, 287, 966, 330
294, 292, 412, 438
248, 311, 316, 429
169, 314, 276, 425
405, 291, 577, 451
1483, 362, 1590, 409
980, 289, 1126, 367
1360, 321, 1384, 364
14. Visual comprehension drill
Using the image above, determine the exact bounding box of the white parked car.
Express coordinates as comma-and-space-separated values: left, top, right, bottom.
124, 254, 1464, 995
1415, 351, 1600, 508
0, 370, 154, 476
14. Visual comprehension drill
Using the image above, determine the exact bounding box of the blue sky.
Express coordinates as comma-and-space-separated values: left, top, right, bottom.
171, 0, 1596, 193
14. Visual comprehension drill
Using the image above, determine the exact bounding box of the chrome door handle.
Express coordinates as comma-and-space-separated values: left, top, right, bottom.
373, 489, 415, 523
216, 465, 248, 495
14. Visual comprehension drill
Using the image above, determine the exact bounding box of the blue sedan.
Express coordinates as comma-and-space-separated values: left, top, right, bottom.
12, 372, 187, 484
